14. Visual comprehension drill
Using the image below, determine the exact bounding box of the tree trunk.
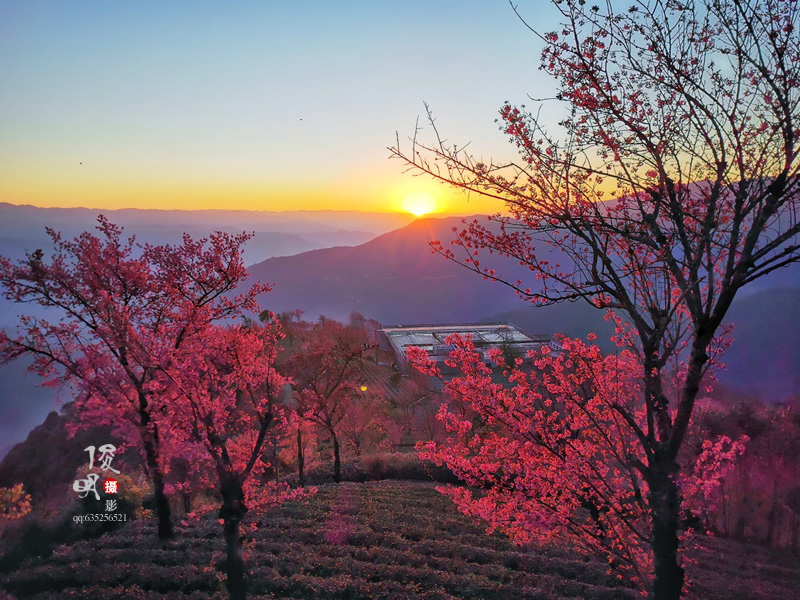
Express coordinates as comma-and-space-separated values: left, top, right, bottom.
766, 478, 779, 547
720, 479, 728, 536
151, 467, 174, 540
332, 430, 341, 483
140, 420, 173, 539
138, 390, 174, 539
649, 460, 685, 600
735, 517, 746, 540
220, 474, 248, 600
223, 517, 246, 600
297, 426, 305, 487
271, 443, 280, 483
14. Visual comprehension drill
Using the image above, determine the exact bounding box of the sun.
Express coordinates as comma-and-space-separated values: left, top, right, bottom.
401, 191, 437, 217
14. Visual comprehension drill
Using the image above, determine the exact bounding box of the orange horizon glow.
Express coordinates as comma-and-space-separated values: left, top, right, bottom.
1, 174, 503, 216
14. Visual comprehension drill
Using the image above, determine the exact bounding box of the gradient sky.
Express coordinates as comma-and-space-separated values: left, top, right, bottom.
0, 1, 560, 215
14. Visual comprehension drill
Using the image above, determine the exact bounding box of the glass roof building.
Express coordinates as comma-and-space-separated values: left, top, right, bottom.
379, 323, 559, 374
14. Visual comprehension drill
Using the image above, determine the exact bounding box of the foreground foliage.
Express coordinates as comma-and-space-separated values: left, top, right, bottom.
391, 0, 800, 597
0, 219, 317, 599
411, 333, 747, 590
0, 218, 267, 541
0, 485, 32, 521
153, 322, 312, 600
2, 482, 798, 600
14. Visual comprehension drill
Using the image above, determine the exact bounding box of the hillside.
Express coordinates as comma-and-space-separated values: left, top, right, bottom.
248, 214, 800, 401
718, 287, 800, 399
0, 408, 128, 506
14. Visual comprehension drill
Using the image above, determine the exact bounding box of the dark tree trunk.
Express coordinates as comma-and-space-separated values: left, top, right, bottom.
644, 333, 714, 599
332, 430, 341, 483
297, 426, 305, 487
735, 517, 747, 540
720, 479, 728, 536
151, 466, 174, 540
139, 405, 173, 539
219, 474, 248, 600
648, 459, 685, 600
766, 479, 779, 547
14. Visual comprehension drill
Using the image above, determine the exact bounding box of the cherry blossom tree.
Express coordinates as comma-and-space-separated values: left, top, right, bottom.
690, 399, 800, 545
339, 387, 387, 457
411, 331, 746, 592
0, 217, 266, 539
283, 318, 374, 483
392, 0, 799, 598
151, 322, 309, 600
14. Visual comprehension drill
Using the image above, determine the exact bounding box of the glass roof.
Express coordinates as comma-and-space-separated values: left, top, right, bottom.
383, 323, 543, 354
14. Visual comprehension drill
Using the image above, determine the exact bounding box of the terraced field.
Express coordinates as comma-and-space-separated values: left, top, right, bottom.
2, 481, 798, 599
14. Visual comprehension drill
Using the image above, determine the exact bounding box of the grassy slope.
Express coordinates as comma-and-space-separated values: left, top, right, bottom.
2, 481, 799, 599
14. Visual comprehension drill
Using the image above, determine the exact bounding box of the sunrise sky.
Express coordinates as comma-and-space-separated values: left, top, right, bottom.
0, 1, 561, 216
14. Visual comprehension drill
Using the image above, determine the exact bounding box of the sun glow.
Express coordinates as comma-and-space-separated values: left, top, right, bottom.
401, 191, 438, 217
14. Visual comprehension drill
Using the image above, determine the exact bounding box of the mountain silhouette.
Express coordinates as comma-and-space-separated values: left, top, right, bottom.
248, 215, 549, 324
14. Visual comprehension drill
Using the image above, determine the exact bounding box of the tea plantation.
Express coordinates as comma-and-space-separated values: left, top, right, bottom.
1, 481, 798, 599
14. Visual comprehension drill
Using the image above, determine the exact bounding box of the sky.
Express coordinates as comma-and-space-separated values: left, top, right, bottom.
0, 1, 561, 216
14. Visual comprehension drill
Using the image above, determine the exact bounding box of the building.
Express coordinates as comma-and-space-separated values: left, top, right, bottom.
379, 322, 559, 375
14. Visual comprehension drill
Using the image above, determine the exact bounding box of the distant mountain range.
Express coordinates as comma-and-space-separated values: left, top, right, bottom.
0, 202, 415, 266
1, 208, 799, 459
